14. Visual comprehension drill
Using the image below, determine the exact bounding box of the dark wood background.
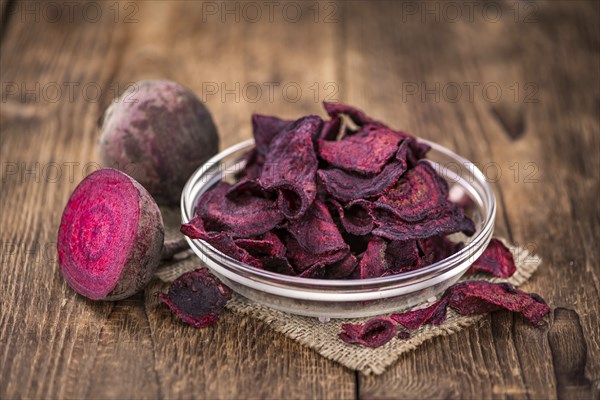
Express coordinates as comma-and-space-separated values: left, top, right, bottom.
1, 1, 598, 399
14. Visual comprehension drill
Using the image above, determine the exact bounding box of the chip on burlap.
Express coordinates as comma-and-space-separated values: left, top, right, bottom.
157, 207, 542, 375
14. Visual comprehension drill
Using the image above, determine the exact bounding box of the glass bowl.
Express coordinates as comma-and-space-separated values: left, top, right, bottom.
181, 139, 496, 319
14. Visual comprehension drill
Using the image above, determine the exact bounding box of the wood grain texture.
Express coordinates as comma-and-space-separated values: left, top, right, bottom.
0, 1, 353, 399
344, 1, 600, 399
0, 0, 598, 399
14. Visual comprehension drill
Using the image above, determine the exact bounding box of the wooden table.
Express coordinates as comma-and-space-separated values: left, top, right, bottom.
1, 1, 598, 398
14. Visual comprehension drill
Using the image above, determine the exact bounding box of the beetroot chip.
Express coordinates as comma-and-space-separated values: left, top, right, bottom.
467, 239, 517, 278
418, 235, 464, 266
159, 269, 232, 329
375, 160, 450, 222
403, 138, 431, 166
397, 331, 411, 340
324, 253, 358, 279
181, 214, 220, 241
328, 199, 374, 236
317, 127, 403, 175
240, 149, 264, 180
339, 317, 397, 348
252, 114, 293, 155
181, 216, 263, 268
194, 182, 283, 238
391, 281, 550, 329
295, 255, 358, 279
317, 160, 408, 202
323, 102, 378, 127
259, 116, 321, 219
359, 238, 421, 278
447, 281, 550, 324
384, 239, 421, 274
338, 322, 362, 344
226, 177, 265, 198
359, 238, 388, 279
319, 115, 342, 140
286, 235, 348, 271
372, 206, 475, 241
234, 231, 286, 258
286, 200, 348, 256
390, 298, 451, 329
262, 257, 297, 276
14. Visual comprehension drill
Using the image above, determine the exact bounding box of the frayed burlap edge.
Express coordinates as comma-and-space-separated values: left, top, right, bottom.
155, 239, 542, 375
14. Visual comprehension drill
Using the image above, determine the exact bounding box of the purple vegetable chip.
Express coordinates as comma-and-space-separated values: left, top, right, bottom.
359, 238, 421, 278
339, 317, 397, 348
159, 269, 232, 329
286, 235, 348, 272
317, 160, 408, 202
338, 322, 362, 344
328, 199, 374, 236
322, 102, 430, 160
324, 253, 358, 279
240, 149, 264, 180
194, 182, 283, 238
390, 298, 451, 329
397, 331, 411, 340
323, 102, 379, 127
447, 281, 550, 324
372, 206, 475, 241
319, 115, 342, 141
418, 235, 464, 267
262, 257, 297, 276
226, 177, 266, 198
384, 239, 421, 274
375, 160, 450, 222
298, 263, 327, 279
295, 254, 358, 279
391, 281, 550, 329
406, 140, 431, 165
234, 231, 286, 258
259, 116, 322, 219
252, 114, 293, 155
467, 239, 517, 278
317, 127, 403, 175
181, 217, 263, 268
286, 200, 348, 256
358, 238, 388, 279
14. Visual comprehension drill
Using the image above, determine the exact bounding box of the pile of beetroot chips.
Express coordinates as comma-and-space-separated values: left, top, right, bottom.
181, 102, 477, 279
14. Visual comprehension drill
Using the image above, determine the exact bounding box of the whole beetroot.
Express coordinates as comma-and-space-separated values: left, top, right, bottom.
58, 168, 166, 301
99, 80, 219, 204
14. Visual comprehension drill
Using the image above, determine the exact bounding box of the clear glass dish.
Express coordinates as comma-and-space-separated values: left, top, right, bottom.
181, 139, 496, 319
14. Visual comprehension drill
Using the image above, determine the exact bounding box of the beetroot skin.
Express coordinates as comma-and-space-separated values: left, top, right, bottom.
57, 168, 164, 301
99, 80, 219, 205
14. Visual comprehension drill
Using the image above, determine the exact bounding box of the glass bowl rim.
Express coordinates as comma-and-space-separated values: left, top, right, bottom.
181, 138, 496, 288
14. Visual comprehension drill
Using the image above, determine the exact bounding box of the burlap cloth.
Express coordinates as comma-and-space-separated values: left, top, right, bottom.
156, 207, 542, 375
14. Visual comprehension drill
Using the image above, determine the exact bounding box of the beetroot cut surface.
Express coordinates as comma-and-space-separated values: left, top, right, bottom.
159, 269, 232, 328
57, 168, 164, 301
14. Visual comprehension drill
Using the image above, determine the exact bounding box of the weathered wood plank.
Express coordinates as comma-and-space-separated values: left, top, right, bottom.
344, 1, 599, 399
1, 0, 598, 399
0, 1, 354, 398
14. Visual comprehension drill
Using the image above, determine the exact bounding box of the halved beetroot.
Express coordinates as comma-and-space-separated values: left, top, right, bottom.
57, 169, 164, 301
